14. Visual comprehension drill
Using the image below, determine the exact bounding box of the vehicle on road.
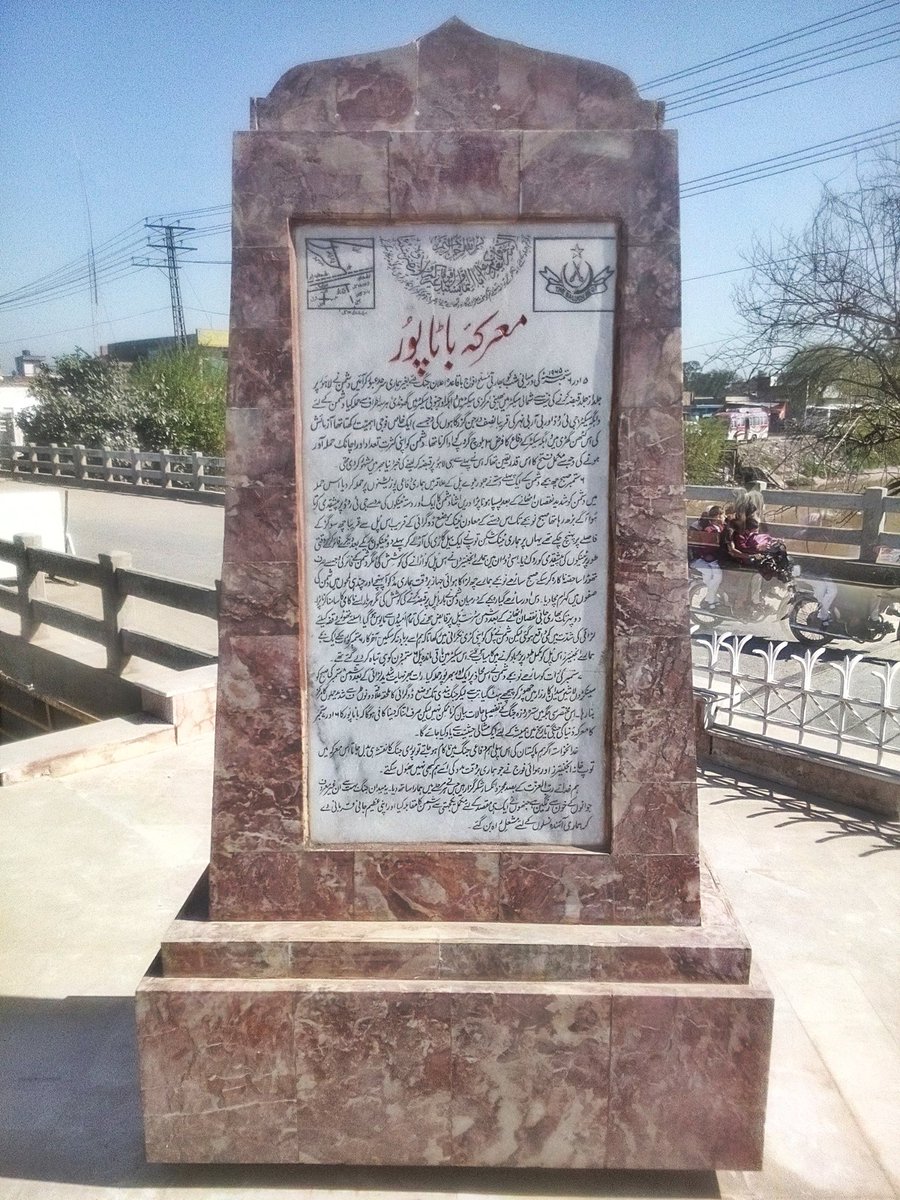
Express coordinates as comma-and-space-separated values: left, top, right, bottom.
788, 581, 900, 647
718, 406, 770, 442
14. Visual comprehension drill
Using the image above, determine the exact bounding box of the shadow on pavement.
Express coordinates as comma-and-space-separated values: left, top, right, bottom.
0, 995, 721, 1196
700, 766, 900, 856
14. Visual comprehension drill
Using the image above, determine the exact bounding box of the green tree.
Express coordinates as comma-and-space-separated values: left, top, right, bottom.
683, 418, 727, 484
18, 350, 135, 447
682, 360, 736, 400
129, 348, 226, 455
735, 153, 900, 467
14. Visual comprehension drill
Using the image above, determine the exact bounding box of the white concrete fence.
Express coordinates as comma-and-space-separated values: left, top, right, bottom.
0, 534, 218, 672
0, 442, 225, 504
686, 484, 900, 566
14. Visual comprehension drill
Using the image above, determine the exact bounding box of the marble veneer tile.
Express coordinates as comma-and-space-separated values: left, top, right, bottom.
389, 132, 520, 219
612, 567, 692, 640
209, 850, 354, 921
294, 990, 452, 1164
611, 781, 698, 857
520, 130, 679, 243
499, 852, 618, 923
607, 991, 773, 1168
616, 408, 686, 490
233, 132, 391, 248
255, 45, 417, 133
225, 406, 296, 488
138, 988, 297, 1162
230, 248, 293, 328
222, 484, 298, 563
417, 20, 500, 131
615, 491, 688, 567
450, 992, 611, 1167
614, 854, 701, 925
616, 323, 682, 414
576, 59, 660, 130
494, 42, 578, 130
217, 561, 299, 636
623, 241, 681, 329
227, 326, 294, 411
354, 852, 499, 921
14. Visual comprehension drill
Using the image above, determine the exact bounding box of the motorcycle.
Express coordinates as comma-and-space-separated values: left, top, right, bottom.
689, 563, 794, 629
786, 577, 900, 647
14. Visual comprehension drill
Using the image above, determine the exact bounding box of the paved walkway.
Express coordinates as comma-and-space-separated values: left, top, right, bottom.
1, 738, 898, 1199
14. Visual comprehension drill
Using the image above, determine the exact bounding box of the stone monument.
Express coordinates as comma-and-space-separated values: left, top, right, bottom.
137, 21, 772, 1168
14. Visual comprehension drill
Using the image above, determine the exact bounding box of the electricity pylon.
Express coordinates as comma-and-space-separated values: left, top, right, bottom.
133, 221, 196, 347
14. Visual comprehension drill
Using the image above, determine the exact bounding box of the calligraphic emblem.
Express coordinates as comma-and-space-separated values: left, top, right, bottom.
533, 237, 616, 312
380, 233, 531, 308
306, 237, 375, 309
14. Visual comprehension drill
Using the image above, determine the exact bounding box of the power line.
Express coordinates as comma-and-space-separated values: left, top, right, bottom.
671, 48, 900, 120
662, 21, 900, 107
640, 0, 899, 87
133, 222, 196, 347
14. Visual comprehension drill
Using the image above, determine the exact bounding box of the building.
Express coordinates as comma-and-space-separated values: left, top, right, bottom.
101, 328, 228, 364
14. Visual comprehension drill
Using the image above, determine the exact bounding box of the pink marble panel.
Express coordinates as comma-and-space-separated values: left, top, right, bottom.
255, 46, 417, 132
438, 940, 590, 982
210, 850, 353, 921
417, 20, 500, 130
576, 59, 661, 130
221, 484, 298, 564
615, 489, 688, 567
520, 130, 679, 243
227, 326, 294, 411
611, 781, 698, 856
354, 852, 499, 922
613, 566, 691, 638
162, 939, 291, 979
225, 406, 296, 488
389, 131, 520, 220
614, 854, 701, 925
233, 132, 390, 247
294, 990, 452, 1164
138, 988, 297, 1162
589, 944, 749, 984
617, 407, 686, 490
607, 992, 772, 1168
288, 939, 440, 980
499, 852, 618, 923
229, 248, 293, 328
623, 241, 681, 329
450, 992, 610, 1167
495, 42, 578, 129
616, 323, 682, 414
217, 561, 299, 636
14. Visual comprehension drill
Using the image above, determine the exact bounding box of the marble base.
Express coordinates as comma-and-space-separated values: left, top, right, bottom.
137, 865, 772, 1169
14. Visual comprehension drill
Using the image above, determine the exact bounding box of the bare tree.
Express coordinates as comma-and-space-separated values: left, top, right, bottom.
734, 151, 900, 470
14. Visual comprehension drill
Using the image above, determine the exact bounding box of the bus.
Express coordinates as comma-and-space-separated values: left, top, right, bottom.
718, 406, 770, 442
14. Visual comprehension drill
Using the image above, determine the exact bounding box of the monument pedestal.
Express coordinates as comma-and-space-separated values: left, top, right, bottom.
137, 864, 771, 1168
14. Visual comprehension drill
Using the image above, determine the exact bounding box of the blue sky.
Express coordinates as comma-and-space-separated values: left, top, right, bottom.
1, 0, 897, 374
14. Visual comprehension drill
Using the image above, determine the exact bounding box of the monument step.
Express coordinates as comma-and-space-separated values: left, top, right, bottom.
159, 863, 750, 986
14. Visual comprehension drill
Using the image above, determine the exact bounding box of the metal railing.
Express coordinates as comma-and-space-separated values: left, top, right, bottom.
0, 535, 219, 672
686, 484, 900, 565
692, 629, 900, 771
0, 442, 225, 501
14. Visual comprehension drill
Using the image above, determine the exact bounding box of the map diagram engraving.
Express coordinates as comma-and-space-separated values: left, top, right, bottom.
306, 238, 375, 309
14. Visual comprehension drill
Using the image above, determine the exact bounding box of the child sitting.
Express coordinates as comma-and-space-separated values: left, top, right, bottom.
688, 506, 725, 607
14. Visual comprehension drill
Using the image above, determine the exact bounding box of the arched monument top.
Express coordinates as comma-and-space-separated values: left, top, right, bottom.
253, 18, 662, 133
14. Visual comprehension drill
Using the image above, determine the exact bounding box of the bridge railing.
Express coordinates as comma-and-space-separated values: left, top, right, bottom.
0, 442, 225, 503
0, 535, 218, 672
692, 628, 900, 771
686, 484, 900, 565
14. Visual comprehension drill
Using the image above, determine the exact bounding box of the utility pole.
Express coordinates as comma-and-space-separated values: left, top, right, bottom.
133, 221, 196, 347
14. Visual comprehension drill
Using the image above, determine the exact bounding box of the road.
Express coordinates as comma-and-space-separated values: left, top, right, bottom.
62, 485, 224, 586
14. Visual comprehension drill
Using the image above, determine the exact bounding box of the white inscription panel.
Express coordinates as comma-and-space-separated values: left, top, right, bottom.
296, 223, 616, 845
